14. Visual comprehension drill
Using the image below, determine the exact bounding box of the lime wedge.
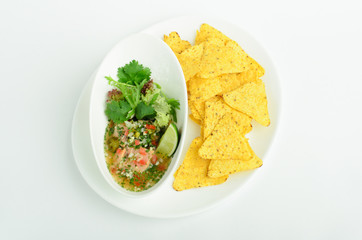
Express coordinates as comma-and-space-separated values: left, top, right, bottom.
156, 123, 179, 157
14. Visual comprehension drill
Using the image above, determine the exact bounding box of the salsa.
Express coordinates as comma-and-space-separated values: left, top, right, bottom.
103, 60, 180, 192
104, 120, 171, 192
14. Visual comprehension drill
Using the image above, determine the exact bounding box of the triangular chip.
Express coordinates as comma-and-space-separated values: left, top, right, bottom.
173, 137, 228, 191
225, 40, 265, 78
208, 155, 263, 178
188, 76, 222, 102
164, 32, 191, 54
203, 99, 227, 139
189, 100, 201, 122
198, 38, 249, 78
218, 70, 258, 95
177, 44, 204, 82
223, 80, 270, 126
199, 113, 253, 160
204, 104, 252, 140
195, 23, 231, 45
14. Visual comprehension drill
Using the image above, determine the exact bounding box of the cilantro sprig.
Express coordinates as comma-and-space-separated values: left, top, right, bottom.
104, 60, 180, 125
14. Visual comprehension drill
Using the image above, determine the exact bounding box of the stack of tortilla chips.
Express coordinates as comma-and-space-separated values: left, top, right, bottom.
164, 24, 270, 191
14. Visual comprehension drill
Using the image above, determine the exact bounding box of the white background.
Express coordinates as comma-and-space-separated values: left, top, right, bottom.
1, 0, 362, 239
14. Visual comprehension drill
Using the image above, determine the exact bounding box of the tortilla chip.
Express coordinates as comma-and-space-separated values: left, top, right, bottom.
199, 112, 253, 160
188, 76, 222, 102
164, 32, 192, 54
198, 38, 249, 78
204, 104, 252, 140
223, 80, 270, 126
225, 40, 265, 78
218, 70, 258, 95
173, 137, 228, 191
193, 100, 205, 121
208, 155, 263, 178
189, 114, 202, 125
203, 99, 226, 139
177, 44, 204, 82
189, 100, 201, 122
195, 23, 231, 45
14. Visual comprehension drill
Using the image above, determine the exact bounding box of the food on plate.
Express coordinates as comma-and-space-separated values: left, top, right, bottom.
104, 60, 180, 192
173, 137, 228, 191
223, 79, 270, 126
164, 23, 269, 191
163, 32, 191, 54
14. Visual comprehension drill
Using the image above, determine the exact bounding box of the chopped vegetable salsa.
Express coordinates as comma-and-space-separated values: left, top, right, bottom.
103, 60, 180, 192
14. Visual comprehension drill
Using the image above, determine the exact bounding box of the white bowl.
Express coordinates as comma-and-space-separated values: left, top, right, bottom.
89, 33, 188, 198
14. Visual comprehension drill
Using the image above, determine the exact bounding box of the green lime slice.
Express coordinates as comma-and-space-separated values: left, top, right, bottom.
156, 123, 179, 157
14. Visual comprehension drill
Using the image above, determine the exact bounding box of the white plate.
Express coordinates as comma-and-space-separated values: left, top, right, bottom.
72, 16, 281, 218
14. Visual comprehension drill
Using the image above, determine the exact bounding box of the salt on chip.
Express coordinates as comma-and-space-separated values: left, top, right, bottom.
195, 23, 231, 45
208, 155, 263, 178
163, 32, 191, 54
173, 137, 228, 191
177, 43, 204, 82
225, 40, 265, 78
199, 112, 253, 160
198, 38, 249, 78
188, 76, 222, 102
223, 79, 270, 126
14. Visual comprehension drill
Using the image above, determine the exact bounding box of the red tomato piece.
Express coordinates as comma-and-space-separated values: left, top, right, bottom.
146, 124, 156, 130
139, 147, 147, 156
139, 159, 147, 165
135, 139, 140, 146
151, 154, 157, 164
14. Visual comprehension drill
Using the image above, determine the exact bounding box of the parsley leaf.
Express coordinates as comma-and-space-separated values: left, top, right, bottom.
135, 102, 156, 120
105, 100, 132, 124
117, 60, 151, 85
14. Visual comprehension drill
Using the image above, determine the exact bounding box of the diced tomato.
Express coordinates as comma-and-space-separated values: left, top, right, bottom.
145, 124, 156, 130
124, 129, 129, 136
151, 154, 157, 164
135, 139, 140, 146
158, 164, 166, 171
139, 147, 147, 156
116, 148, 122, 154
111, 168, 116, 174
151, 140, 158, 146
139, 159, 147, 165
144, 131, 148, 134
134, 181, 141, 187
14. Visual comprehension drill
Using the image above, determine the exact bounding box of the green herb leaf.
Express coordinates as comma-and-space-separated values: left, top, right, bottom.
135, 102, 156, 120
117, 60, 151, 85
105, 100, 132, 124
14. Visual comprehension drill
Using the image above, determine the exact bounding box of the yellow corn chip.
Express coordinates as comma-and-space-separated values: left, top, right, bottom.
195, 23, 231, 45
198, 38, 249, 78
177, 44, 204, 82
225, 40, 265, 78
173, 137, 228, 191
223, 80, 270, 126
208, 155, 263, 178
203, 99, 226, 140
189, 114, 202, 125
188, 76, 222, 102
164, 32, 191, 54
218, 70, 258, 95
193, 100, 205, 121
189, 100, 201, 122
199, 112, 253, 160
